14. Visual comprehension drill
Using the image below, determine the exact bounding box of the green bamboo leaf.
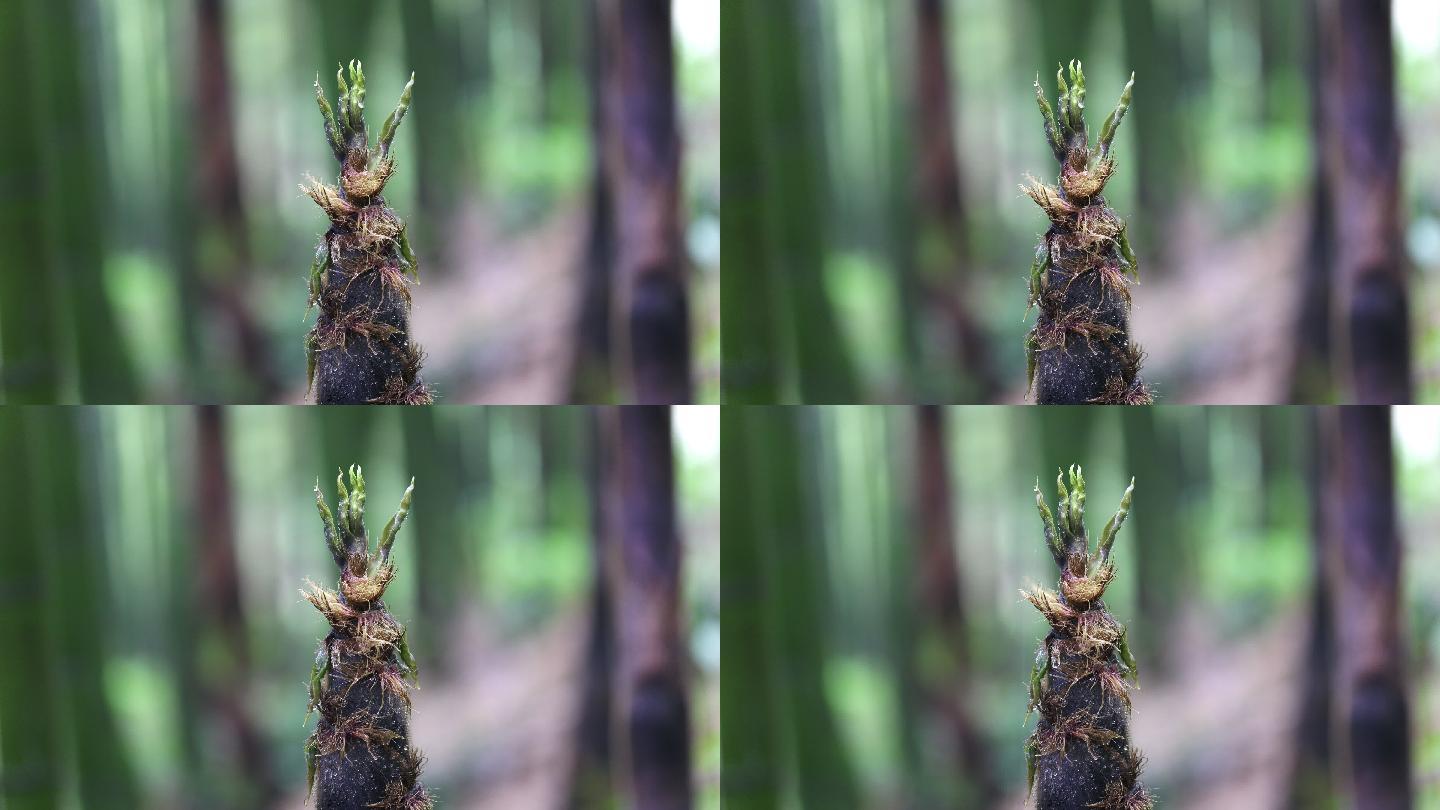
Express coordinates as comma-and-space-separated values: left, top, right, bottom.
314, 479, 343, 565
348, 465, 366, 540
1034, 75, 1063, 159
377, 476, 414, 564
308, 239, 330, 311
1118, 221, 1140, 279
1069, 465, 1086, 538
1098, 476, 1135, 563
1055, 64, 1071, 139
379, 72, 415, 159
335, 467, 351, 542
336, 64, 351, 140
1097, 72, 1135, 161
314, 75, 343, 159
1035, 479, 1063, 566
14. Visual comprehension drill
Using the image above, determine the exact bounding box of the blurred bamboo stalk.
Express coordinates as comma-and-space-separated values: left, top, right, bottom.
1325, 407, 1412, 806
607, 0, 693, 404
1327, 0, 1412, 403
610, 407, 692, 808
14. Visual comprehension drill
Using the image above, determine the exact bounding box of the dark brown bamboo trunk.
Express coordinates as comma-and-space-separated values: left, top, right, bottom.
195, 406, 278, 805
1329, 0, 1412, 403
567, 410, 617, 805
194, 0, 281, 401
912, 406, 997, 803
1325, 407, 1412, 809
611, 407, 692, 809
609, 0, 693, 404
1286, 411, 1333, 808
910, 0, 998, 401
569, 0, 617, 402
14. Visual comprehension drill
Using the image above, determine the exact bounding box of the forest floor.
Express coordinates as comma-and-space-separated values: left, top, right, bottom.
410, 200, 589, 404
1129, 199, 1307, 405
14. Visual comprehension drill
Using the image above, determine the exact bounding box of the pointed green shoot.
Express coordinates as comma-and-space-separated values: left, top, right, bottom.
315, 479, 344, 566
1059, 464, 1071, 539
378, 72, 415, 159
1097, 476, 1134, 564
1027, 240, 1050, 311
336, 64, 352, 139
308, 239, 330, 311
377, 476, 414, 564
347, 60, 367, 135
1068, 465, 1086, 539
1035, 480, 1064, 567
305, 332, 318, 396
346, 465, 367, 542
397, 627, 420, 681
1068, 60, 1086, 133
307, 644, 329, 717
1117, 626, 1139, 684
1055, 64, 1071, 138
1055, 468, 1071, 541
1025, 332, 1040, 394
1034, 74, 1063, 160
397, 219, 420, 278
305, 735, 319, 800
314, 75, 344, 160
1097, 71, 1134, 161
1117, 222, 1140, 279
1025, 737, 1040, 798
335, 467, 351, 542
1027, 642, 1050, 717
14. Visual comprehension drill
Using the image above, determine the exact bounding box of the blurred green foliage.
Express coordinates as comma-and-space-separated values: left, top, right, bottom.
0, 405, 719, 808
723, 405, 1440, 808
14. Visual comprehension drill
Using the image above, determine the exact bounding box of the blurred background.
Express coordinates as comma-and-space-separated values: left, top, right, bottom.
0, 405, 719, 809
722, 405, 1440, 808
0, 0, 719, 404
722, 0, 1440, 403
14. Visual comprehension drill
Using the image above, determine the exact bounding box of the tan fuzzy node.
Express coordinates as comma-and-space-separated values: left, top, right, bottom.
1061, 159, 1115, 201
1023, 178, 1078, 222
1074, 205, 1124, 251
355, 608, 404, 652
1024, 587, 1077, 628
303, 178, 358, 222
305, 582, 358, 628
1075, 609, 1123, 654
355, 205, 404, 251
341, 563, 395, 605
341, 157, 395, 201
1061, 564, 1114, 605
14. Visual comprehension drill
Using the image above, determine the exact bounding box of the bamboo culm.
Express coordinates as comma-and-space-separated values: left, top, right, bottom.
305, 61, 432, 404
1024, 467, 1151, 810
1025, 62, 1151, 404
305, 466, 432, 809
